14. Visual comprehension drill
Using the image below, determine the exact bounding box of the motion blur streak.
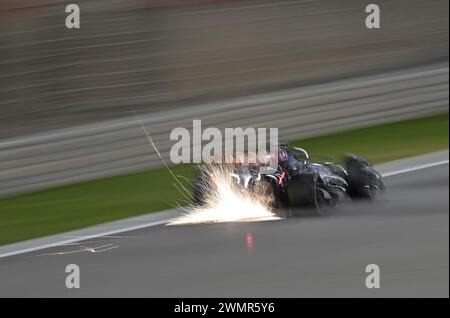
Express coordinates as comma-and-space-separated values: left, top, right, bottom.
0, 0, 447, 137
168, 165, 279, 225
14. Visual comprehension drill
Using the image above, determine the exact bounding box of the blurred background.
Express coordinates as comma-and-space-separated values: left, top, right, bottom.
0, 0, 448, 198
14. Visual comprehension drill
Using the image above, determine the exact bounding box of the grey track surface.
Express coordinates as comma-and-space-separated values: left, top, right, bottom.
0, 164, 448, 297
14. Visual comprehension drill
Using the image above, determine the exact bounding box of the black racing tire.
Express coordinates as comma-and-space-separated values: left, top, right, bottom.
365, 173, 385, 200
345, 158, 376, 200
287, 173, 316, 208
347, 170, 382, 200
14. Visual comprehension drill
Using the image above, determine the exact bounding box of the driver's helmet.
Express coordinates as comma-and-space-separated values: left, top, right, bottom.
278, 146, 289, 164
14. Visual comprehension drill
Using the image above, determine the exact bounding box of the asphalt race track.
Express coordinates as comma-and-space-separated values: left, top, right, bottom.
0, 164, 448, 297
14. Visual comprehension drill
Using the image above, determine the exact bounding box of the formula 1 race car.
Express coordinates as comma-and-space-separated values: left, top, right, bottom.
193, 145, 385, 216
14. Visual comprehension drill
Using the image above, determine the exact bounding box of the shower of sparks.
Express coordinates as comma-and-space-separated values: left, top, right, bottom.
169, 164, 281, 225
130, 108, 281, 225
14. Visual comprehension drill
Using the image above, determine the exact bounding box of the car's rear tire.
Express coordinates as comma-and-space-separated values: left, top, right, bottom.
287, 174, 316, 207
287, 174, 331, 216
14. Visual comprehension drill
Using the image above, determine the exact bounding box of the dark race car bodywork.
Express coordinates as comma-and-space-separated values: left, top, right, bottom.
193, 146, 385, 217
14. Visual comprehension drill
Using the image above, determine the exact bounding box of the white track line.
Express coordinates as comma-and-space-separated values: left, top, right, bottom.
0, 220, 167, 259
0, 159, 448, 259
381, 160, 449, 177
